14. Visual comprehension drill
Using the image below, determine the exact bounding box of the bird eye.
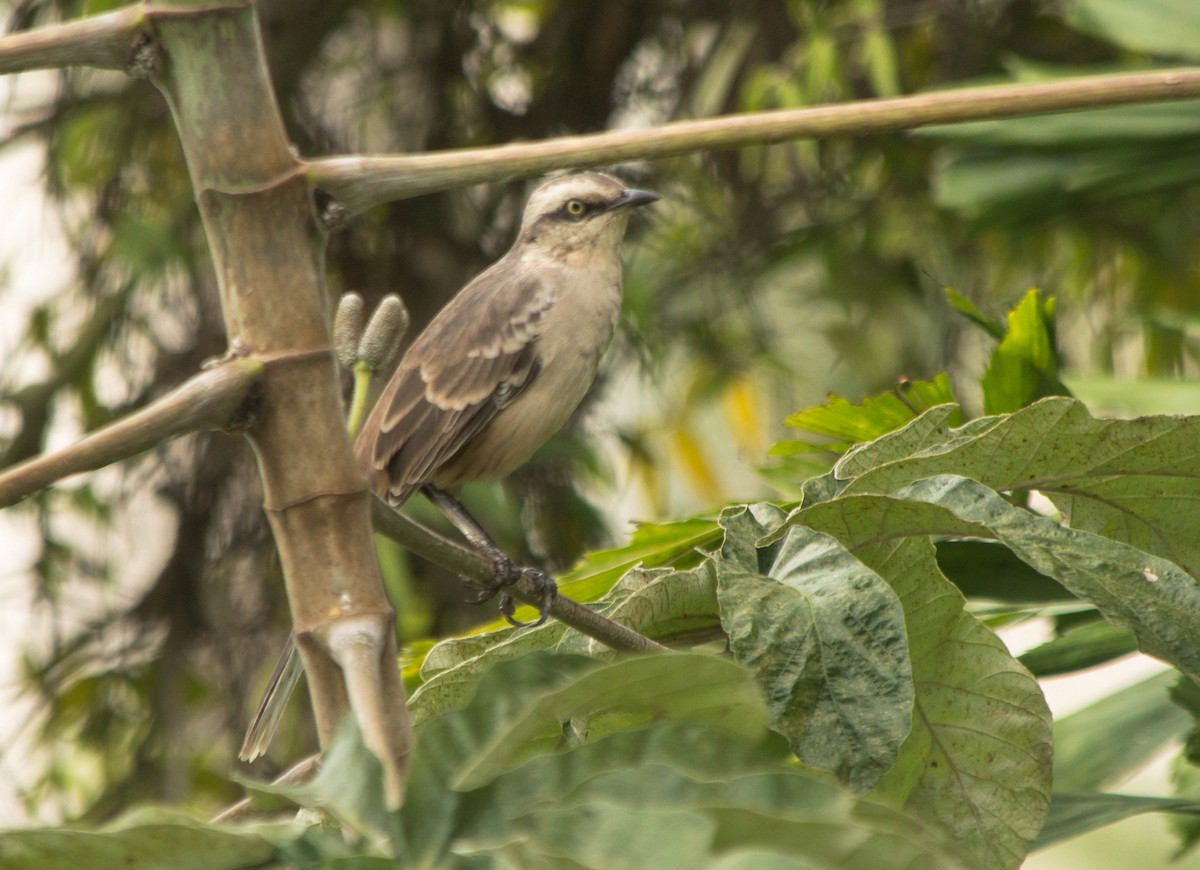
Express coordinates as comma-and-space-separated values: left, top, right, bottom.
565, 199, 587, 217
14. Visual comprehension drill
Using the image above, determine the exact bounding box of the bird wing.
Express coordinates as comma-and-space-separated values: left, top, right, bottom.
355, 264, 552, 506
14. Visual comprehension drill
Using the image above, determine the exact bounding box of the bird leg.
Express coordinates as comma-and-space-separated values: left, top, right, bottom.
422, 485, 558, 627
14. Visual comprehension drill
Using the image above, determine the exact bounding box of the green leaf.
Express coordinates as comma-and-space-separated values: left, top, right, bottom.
798, 499, 1052, 870
935, 141, 1200, 224
1067, 0, 1200, 60
717, 502, 788, 571
715, 506, 913, 791
834, 405, 980, 481
411, 516, 723, 682
409, 620, 570, 726
592, 563, 722, 644
1169, 752, 1200, 857
894, 476, 1200, 683
552, 517, 721, 603
777, 375, 961, 456
930, 98, 1200, 148
935, 540, 1073, 606
0, 808, 283, 870
400, 654, 606, 863
476, 804, 718, 870
260, 653, 969, 869
412, 564, 724, 724
451, 654, 769, 791
842, 397, 1200, 580
1037, 793, 1200, 850
247, 716, 400, 851
980, 288, 1069, 415
475, 723, 967, 870
1018, 618, 1139, 677
400, 652, 771, 863
946, 287, 1005, 340
1053, 670, 1190, 792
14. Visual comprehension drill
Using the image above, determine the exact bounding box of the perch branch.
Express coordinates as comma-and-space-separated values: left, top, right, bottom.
369, 495, 666, 654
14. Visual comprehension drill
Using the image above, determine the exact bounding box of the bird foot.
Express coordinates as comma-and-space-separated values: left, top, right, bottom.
472, 558, 558, 628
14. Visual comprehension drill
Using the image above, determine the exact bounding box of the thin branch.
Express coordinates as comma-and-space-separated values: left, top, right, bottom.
0, 6, 147, 74
308, 67, 1200, 214
0, 357, 262, 507
369, 495, 667, 654
210, 753, 321, 824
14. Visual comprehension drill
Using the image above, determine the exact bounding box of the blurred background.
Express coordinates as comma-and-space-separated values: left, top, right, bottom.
2, 1, 1199, 864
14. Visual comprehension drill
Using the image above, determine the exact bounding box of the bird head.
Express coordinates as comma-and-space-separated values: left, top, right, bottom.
516, 172, 659, 257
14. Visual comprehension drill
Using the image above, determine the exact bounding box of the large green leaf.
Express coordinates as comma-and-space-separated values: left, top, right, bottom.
451, 654, 768, 791
890, 476, 1200, 683
0, 808, 285, 870
402, 652, 967, 869
400, 652, 770, 863
797, 499, 1052, 870
842, 397, 1200, 579
715, 506, 913, 792
244, 651, 969, 868
473, 733, 968, 870
409, 621, 570, 726
833, 405, 989, 482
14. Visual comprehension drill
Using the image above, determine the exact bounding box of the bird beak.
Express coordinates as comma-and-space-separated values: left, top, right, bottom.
615, 188, 661, 210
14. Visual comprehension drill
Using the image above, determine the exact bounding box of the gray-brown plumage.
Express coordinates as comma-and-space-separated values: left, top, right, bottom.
239, 172, 656, 763
355, 171, 658, 505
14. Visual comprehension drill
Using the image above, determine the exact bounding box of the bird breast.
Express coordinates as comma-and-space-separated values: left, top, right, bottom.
432, 255, 624, 488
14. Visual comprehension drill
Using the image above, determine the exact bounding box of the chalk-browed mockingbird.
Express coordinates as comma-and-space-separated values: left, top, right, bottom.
241, 171, 658, 759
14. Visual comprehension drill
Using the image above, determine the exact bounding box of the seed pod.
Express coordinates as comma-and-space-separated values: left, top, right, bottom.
358, 294, 410, 373
333, 292, 365, 369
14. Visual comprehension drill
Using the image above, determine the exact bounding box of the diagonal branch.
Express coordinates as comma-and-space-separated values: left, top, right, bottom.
308, 67, 1200, 214
368, 495, 666, 654
0, 358, 262, 507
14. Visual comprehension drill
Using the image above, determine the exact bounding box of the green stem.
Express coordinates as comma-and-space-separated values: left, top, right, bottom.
346, 360, 373, 438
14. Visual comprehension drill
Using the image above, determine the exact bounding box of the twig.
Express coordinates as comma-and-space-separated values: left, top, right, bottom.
210, 754, 321, 825
0, 358, 263, 507
369, 495, 667, 654
308, 67, 1200, 214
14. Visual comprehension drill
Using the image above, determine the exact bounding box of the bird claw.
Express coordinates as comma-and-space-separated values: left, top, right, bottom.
500, 567, 558, 627
471, 559, 558, 628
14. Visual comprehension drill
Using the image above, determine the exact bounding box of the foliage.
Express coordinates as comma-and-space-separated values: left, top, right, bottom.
13, 284, 1200, 868
5, 0, 1200, 867
2, 654, 968, 869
